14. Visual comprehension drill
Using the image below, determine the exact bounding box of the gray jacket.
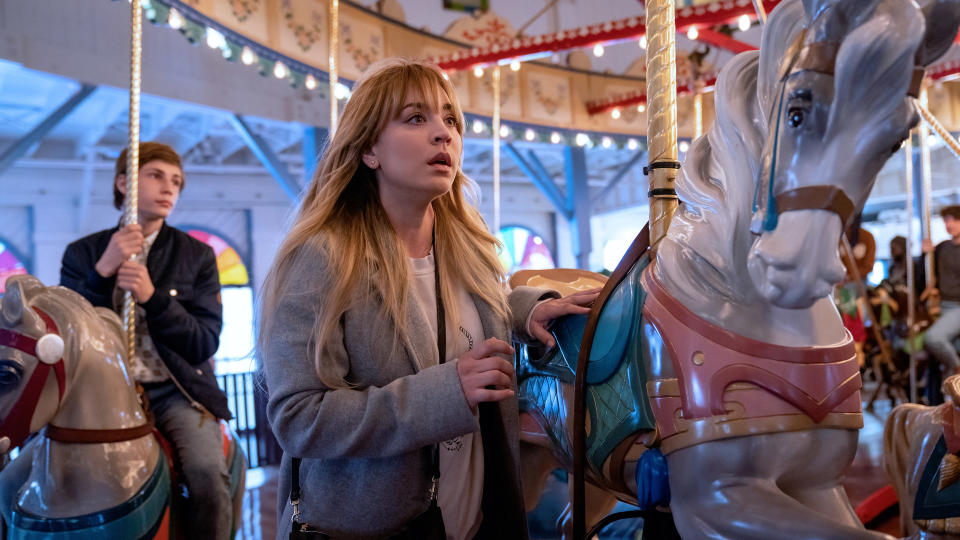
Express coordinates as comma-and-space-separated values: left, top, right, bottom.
262, 243, 553, 539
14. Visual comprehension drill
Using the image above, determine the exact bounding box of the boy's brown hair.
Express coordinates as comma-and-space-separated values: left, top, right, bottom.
113, 142, 184, 210
940, 205, 960, 221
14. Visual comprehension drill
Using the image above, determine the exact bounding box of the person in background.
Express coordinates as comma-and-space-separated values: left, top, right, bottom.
921, 205, 960, 394
60, 142, 232, 539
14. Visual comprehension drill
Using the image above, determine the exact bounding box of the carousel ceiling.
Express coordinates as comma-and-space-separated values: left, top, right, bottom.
2, 0, 960, 218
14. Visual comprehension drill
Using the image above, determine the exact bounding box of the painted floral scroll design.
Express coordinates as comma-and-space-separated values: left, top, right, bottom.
458, 17, 513, 48
280, 0, 324, 52
532, 79, 567, 116
341, 22, 383, 72
230, 0, 260, 22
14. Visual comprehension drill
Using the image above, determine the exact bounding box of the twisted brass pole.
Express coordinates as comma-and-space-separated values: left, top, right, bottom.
646, 0, 679, 246
492, 67, 502, 236
329, 0, 339, 135
123, 0, 144, 365
905, 133, 918, 403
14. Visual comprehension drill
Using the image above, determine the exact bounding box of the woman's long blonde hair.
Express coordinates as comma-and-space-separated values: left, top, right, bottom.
258, 58, 509, 387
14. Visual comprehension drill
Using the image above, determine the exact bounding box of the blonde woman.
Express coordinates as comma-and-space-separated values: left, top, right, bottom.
258, 58, 596, 539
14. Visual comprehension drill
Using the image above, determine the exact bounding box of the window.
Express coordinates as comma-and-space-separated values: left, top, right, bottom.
0, 240, 27, 294
497, 226, 555, 274
186, 229, 254, 374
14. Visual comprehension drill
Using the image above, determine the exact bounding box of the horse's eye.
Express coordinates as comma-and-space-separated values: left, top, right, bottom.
0, 362, 22, 388
788, 108, 805, 128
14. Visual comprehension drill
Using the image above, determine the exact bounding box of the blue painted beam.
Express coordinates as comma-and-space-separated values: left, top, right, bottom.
503, 143, 571, 220
525, 149, 565, 201
302, 125, 328, 185
230, 114, 299, 202
590, 149, 647, 206
564, 145, 592, 270
0, 83, 97, 176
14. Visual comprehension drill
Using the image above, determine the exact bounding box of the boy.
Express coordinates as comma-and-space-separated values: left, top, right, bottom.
60, 142, 231, 539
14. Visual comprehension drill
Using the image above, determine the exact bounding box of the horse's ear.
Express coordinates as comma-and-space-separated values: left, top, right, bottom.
915, 0, 960, 67
1, 280, 25, 327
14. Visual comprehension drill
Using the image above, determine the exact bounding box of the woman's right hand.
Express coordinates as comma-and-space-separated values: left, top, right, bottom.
456, 338, 516, 410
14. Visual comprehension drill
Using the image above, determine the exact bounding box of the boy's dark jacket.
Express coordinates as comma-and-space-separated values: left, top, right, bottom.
60, 222, 231, 420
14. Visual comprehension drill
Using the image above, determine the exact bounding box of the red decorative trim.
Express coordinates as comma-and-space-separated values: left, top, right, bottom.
930, 59, 960, 82
696, 28, 757, 54
434, 0, 781, 72
585, 75, 717, 117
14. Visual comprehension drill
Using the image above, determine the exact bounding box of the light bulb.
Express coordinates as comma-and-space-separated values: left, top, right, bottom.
550, 132, 562, 144
334, 83, 350, 100
168, 8, 184, 30
240, 46, 256, 65
473, 66, 484, 78
738, 15, 752, 32
687, 26, 699, 40
611, 108, 621, 120
575, 133, 590, 147
205, 27, 226, 50
627, 138, 639, 150
499, 124, 510, 138
601, 136, 613, 148
472, 120, 484, 134
638, 36, 646, 49
273, 61, 288, 79
524, 128, 536, 141
593, 43, 605, 57
510, 60, 521, 72
305, 74, 318, 90
637, 104, 646, 113
679, 141, 690, 153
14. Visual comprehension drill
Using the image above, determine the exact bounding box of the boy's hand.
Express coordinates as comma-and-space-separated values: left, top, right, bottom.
116, 260, 155, 303
95, 224, 144, 277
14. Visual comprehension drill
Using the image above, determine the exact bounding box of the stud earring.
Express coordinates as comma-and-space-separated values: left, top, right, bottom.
366, 159, 378, 169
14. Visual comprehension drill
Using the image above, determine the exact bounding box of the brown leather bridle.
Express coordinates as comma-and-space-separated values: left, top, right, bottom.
752, 30, 924, 233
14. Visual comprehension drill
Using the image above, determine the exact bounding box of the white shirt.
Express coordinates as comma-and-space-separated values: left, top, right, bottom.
409, 252, 485, 540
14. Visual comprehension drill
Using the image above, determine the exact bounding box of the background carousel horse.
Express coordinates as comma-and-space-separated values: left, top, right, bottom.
0, 275, 246, 539
514, 0, 960, 538
885, 374, 960, 539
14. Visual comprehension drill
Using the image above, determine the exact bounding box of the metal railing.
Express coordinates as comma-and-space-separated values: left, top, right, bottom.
216, 370, 282, 468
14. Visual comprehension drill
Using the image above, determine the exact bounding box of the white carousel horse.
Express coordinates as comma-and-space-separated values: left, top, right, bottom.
885, 375, 960, 539
0, 275, 245, 538
515, 0, 960, 538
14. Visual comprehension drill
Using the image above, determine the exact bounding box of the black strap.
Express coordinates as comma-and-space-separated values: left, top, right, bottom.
431, 228, 445, 501
289, 229, 446, 527
291, 457, 301, 502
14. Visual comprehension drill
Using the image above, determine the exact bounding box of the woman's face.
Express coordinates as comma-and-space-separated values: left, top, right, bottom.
364, 85, 462, 208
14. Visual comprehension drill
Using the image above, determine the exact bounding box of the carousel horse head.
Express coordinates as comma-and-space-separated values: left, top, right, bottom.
0, 275, 126, 453
741, 0, 960, 308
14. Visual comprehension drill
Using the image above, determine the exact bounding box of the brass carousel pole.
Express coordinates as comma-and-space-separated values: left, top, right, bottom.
905, 133, 918, 402
919, 89, 936, 301
751, 0, 768, 24
492, 66, 501, 236
329, 0, 339, 135
646, 0, 680, 246
123, 0, 144, 364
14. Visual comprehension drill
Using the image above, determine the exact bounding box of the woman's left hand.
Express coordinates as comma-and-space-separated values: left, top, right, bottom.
528, 289, 601, 348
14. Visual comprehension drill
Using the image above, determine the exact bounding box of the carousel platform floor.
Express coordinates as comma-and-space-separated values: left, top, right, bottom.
236, 387, 903, 539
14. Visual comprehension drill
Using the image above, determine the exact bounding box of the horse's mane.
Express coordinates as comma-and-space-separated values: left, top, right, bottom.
666, 0, 923, 300
13, 276, 123, 362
